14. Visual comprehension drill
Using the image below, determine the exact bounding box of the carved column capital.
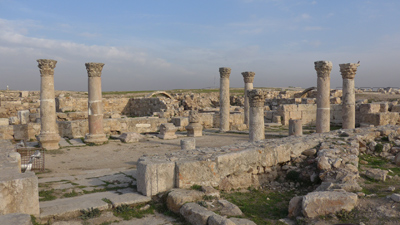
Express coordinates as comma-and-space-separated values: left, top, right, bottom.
241, 71, 255, 83
314, 61, 332, 78
247, 89, 267, 107
219, 67, 231, 79
85, 62, 105, 77
339, 63, 360, 80
37, 59, 57, 77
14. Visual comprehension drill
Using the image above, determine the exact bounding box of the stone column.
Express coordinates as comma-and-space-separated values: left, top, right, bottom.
314, 61, 332, 133
241, 71, 255, 127
84, 63, 108, 144
181, 138, 196, 150
289, 119, 302, 136
247, 89, 266, 142
340, 63, 360, 129
37, 59, 60, 150
219, 67, 231, 132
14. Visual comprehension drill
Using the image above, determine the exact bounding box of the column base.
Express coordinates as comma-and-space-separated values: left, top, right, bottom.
186, 123, 203, 137
38, 133, 60, 150
84, 134, 108, 144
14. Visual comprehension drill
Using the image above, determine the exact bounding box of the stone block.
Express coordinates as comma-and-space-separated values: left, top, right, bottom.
391, 105, 400, 112
302, 191, 357, 218
289, 111, 301, 120
208, 214, 236, 225
0, 118, 9, 126
288, 196, 303, 217
180, 203, 216, 225
0, 172, 40, 216
9, 117, 19, 125
186, 123, 203, 137
17, 110, 30, 125
171, 117, 189, 130
359, 104, 381, 114
158, 123, 178, 140
166, 189, 204, 213
137, 160, 176, 196
13, 124, 28, 141
175, 160, 219, 188
361, 112, 399, 126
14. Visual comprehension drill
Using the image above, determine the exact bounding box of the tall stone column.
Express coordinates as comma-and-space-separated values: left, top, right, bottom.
340, 63, 360, 129
219, 67, 231, 132
84, 63, 108, 144
247, 89, 266, 142
37, 59, 60, 150
314, 61, 332, 133
241, 71, 255, 127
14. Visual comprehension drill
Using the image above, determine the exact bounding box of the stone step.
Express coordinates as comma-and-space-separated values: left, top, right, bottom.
40, 189, 151, 220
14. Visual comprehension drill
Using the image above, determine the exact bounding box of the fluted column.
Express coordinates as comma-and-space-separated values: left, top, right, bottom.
219, 67, 231, 132
314, 61, 332, 133
241, 71, 255, 127
84, 63, 108, 144
340, 63, 360, 129
247, 89, 266, 142
37, 59, 60, 150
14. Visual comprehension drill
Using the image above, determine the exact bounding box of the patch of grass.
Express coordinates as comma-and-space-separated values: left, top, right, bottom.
80, 207, 101, 220
336, 208, 364, 223
203, 195, 216, 201
31, 215, 50, 225
62, 190, 80, 198
102, 198, 113, 204
359, 154, 389, 168
113, 204, 154, 220
222, 189, 298, 224
39, 189, 57, 201
375, 143, 384, 153
330, 126, 342, 131
190, 184, 202, 191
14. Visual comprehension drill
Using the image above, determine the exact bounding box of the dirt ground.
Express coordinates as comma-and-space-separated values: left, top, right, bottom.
38, 130, 250, 178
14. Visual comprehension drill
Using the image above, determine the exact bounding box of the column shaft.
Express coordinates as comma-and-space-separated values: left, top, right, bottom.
242, 71, 255, 127
248, 89, 266, 142
37, 59, 60, 150
315, 61, 332, 133
85, 63, 107, 144
340, 63, 359, 129
219, 67, 231, 132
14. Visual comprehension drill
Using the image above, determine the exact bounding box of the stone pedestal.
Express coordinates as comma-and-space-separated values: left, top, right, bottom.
219, 67, 231, 132
84, 63, 108, 144
241, 71, 255, 127
340, 63, 360, 129
158, 123, 178, 140
289, 119, 302, 136
37, 59, 60, 150
247, 89, 267, 142
186, 110, 203, 137
181, 138, 196, 150
314, 61, 332, 133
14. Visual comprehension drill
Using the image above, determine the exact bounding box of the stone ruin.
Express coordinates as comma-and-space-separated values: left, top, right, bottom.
1, 59, 400, 224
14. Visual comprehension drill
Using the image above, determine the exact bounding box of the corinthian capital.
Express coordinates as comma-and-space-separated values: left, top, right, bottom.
339, 63, 360, 80
241, 71, 255, 83
219, 67, 231, 79
247, 89, 267, 107
85, 62, 105, 77
314, 61, 332, 78
37, 59, 57, 77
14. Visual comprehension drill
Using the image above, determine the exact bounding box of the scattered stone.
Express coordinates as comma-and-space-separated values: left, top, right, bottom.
208, 214, 236, 225
302, 191, 358, 218
302, 149, 316, 156
158, 123, 178, 140
119, 132, 144, 143
390, 193, 400, 202
288, 196, 303, 217
217, 200, 243, 216
365, 168, 388, 182
167, 189, 204, 213
201, 186, 220, 198
229, 218, 257, 225
180, 202, 216, 225
395, 152, 400, 166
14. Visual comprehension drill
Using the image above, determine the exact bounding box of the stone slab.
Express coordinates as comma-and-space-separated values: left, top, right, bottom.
69, 138, 86, 146
40, 190, 150, 220
59, 138, 71, 147
0, 213, 32, 225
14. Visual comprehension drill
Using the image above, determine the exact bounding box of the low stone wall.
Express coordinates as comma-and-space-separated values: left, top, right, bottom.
0, 140, 40, 216
137, 125, 399, 197
58, 117, 168, 138
137, 134, 322, 196
277, 104, 318, 125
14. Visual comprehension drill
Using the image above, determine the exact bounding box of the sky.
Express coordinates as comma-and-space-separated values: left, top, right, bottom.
0, 0, 399, 92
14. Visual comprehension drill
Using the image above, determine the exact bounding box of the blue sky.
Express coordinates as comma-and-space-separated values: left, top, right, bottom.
0, 0, 399, 91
